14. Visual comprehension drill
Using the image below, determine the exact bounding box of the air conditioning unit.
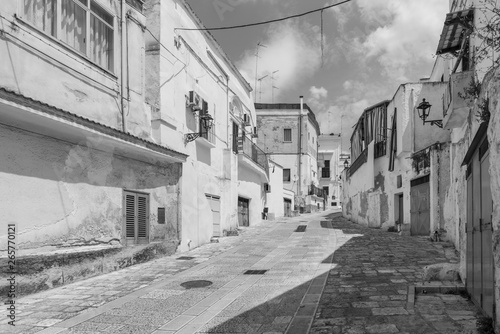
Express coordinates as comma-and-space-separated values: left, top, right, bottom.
264, 183, 271, 193
187, 91, 201, 111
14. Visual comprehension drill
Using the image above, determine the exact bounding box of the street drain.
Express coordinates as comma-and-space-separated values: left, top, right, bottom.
295, 225, 307, 232
177, 256, 195, 260
244, 270, 268, 275
180, 280, 213, 289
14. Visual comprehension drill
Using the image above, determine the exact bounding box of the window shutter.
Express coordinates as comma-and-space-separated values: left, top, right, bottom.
125, 193, 136, 238
123, 191, 149, 244
137, 194, 148, 240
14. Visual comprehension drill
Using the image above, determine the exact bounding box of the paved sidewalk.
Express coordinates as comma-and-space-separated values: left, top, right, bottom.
2, 210, 484, 334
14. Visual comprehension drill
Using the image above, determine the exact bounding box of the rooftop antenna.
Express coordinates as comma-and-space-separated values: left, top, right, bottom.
271, 70, 279, 103
258, 74, 268, 102
254, 42, 267, 100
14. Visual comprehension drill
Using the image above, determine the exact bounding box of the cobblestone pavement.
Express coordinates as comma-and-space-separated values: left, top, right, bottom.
2, 210, 483, 334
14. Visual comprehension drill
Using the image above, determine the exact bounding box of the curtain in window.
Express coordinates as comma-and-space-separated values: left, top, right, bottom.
90, 10, 113, 70
373, 104, 387, 144
24, 0, 56, 36
61, 0, 86, 54
351, 122, 363, 162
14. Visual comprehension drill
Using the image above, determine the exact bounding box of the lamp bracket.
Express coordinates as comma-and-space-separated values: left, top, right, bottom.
184, 132, 201, 143
423, 119, 443, 128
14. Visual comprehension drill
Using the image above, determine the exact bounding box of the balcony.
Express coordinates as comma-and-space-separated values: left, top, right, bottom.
197, 124, 216, 148
237, 135, 269, 180
443, 70, 474, 129
308, 184, 325, 198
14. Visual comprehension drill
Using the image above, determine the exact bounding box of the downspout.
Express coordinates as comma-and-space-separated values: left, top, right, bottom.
298, 96, 303, 201
120, 0, 127, 132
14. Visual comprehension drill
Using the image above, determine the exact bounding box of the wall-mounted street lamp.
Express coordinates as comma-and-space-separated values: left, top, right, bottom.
184, 113, 214, 143
344, 159, 349, 169
416, 98, 443, 128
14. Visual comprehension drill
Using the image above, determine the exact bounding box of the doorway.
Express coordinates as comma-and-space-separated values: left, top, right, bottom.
284, 198, 292, 217
238, 197, 249, 226
206, 195, 221, 237
410, 175, 430, 236
465, 134, 494, 318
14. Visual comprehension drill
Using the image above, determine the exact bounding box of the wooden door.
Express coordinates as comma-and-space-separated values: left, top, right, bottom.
284, 198, 292, 217
238, 197, 249, 226
410, 175, 430, 236
466, 136, 494, 318
206, 195, 221, 237
123, 191, 149, 245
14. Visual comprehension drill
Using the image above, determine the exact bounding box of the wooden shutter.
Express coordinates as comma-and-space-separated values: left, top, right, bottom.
137, 194, 148, 242
125, 193, 136, 239
123, 191, 149, 244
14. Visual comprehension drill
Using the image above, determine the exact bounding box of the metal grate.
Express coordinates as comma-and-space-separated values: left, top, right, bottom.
244, 270, 268, 275
295, 225, 307, 232
177, 256, 195, 260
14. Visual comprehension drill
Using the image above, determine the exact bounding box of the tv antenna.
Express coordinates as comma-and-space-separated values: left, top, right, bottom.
271, 70, 279, 103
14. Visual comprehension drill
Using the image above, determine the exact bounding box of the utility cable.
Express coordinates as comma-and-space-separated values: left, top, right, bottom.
175, 0, 352, 31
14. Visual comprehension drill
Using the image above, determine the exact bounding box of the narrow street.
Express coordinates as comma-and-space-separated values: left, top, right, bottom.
4, 211, 481, 334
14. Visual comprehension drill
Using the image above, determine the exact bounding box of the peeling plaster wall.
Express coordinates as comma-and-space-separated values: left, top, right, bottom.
0, 125, 181, 250
0, 1, 150, 137
485, 68, 500, 330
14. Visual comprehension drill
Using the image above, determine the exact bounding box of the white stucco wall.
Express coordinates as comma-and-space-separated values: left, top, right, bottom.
0, 124, 181, 250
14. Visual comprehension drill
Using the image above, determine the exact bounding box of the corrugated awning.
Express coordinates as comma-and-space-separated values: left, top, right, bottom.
436, 8, 474, 55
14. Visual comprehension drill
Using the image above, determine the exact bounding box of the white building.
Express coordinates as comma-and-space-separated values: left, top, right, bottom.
0, 0, 186, 250
318, 134, 342, 209
145, 0, 269, 251
255, 100, 323, 213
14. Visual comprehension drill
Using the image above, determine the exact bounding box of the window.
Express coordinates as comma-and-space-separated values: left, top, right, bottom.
123, 191, 149, 245
232, 122, 239, 153
283, 169, 291, 182
284, 128, 292, 142
23, 0, 114, 72
322, 160, 330, 178
323, 187, 329, 196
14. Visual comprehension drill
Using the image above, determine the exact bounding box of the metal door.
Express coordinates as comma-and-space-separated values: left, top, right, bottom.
206, 195, 221, 237
238, 197, 249, 226
410, 176, 430, 236
466, 137, 494, 318
284, 198, 292, 217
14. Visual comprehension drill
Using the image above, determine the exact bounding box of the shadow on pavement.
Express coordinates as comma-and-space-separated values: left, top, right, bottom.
197, 215, 478, 334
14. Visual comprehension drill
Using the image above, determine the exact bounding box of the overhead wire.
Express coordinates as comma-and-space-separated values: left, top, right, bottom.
174, 0, 352, 31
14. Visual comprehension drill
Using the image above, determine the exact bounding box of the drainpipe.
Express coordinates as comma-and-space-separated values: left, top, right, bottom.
120, 0, 127, 132
298, 96, 303, 201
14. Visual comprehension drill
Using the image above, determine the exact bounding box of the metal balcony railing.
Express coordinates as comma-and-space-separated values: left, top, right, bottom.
200, 123, 216, 144
308, 184, 325, 198
238, 135, 269, 177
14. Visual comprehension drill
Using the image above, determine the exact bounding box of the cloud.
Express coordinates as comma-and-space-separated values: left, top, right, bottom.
236, 20, 322, 102
310, 86, 328, 99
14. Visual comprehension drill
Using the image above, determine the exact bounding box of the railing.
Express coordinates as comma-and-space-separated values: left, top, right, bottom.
200, 124, 216, 144
238, 135, 269, 177
348, 148, 368, 177
308, 184, 325, 198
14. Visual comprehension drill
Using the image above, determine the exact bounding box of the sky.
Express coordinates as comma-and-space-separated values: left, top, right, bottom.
185, 0, 450, 151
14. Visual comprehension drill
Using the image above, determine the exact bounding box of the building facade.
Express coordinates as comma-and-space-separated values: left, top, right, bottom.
429, 0, 499, 324
318, 134, 342, 209
144, 0, 269, 251
0, 0, 271, 255
342, 83, 450, 231
0, 0, 187, 251
255, 100, 323, 213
